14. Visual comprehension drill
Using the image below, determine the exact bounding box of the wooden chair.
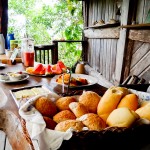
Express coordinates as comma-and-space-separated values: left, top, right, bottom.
52, 40, 88, 62
34, 44, 58, 64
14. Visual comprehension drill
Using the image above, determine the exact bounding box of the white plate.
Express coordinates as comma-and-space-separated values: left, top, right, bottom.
53, 74, 98, 88
0, 74, 29, 83
0, 63, 6, 68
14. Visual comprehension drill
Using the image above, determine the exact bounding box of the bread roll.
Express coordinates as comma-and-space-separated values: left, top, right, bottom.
106, 107, 139, 128
78, 113, 106, 131
43, 116, 57, 130
55, 120, 84, 132
115, 87, 129, 97
79, 91, 101, 113
97, 86, 124, 121
56, 96, 76, 111
69, 102, 89, 118
34, 96, 57, 117
117, 94, 139, 111
53, 110, 76, 123
135, 102, 150, 121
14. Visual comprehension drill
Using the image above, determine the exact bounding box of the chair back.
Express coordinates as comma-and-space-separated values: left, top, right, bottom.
34, 45, 58, 64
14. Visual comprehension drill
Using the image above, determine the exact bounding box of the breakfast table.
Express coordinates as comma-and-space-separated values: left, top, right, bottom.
0, 61, 107, 150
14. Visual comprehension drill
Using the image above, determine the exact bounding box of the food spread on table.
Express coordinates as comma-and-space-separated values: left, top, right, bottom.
26, 60, 67, 76
12, 86, 50, 100
56, 73, 88, 86
0, 72, 28, 82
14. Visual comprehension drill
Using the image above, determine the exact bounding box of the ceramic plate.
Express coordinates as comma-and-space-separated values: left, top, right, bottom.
53, 74, 98, 88
0, 63, 6, 68
27, 72, 54, 77
0, 74, 29, 83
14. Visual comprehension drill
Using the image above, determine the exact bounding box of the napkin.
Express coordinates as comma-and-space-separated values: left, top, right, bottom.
19, 93, 73, 150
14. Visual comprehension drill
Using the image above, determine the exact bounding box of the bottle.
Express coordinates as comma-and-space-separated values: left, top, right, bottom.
0, 34, 5, 54
6, 33, 15, 50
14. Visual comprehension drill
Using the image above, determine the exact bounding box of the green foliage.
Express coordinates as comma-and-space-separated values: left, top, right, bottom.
8, 0, 83, 67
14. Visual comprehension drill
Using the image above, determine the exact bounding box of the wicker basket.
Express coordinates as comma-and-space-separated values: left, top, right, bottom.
58, 124, 150, 150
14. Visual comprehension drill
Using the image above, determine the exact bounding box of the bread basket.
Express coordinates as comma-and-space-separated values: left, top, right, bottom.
58, 124, 150, 150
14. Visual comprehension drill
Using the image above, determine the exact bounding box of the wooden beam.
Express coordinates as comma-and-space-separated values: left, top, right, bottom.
1, 0, 8, 44
114, 0, 133, 84
122, 39, 134, 83
129, 30, 150, 43
84, 27, 120, 39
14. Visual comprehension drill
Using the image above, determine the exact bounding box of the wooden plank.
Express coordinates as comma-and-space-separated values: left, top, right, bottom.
136, 0, 145, 23
130, 43, 150, 68
122, 39, 134, 82
114, 0, 131, 84
0, 130, 6, 150
129, 30, 150, 43
132, 41, 144, 54
130, 50, 150, 75
143, 0, 150, 23
121, 23, 150, 29
84, 27, 120, 39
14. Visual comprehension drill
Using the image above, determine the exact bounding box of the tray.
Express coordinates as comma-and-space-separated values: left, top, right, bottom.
10, 85, 51, 108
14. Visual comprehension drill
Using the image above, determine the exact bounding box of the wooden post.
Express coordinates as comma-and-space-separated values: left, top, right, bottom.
114, 0, 137, 84
1, 0, 8, 43
52, 41, 58, 64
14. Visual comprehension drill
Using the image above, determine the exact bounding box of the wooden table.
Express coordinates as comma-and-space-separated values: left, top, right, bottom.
0, 62, 107, 150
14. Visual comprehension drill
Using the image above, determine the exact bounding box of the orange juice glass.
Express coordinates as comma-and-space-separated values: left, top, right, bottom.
23, 51, 34, 67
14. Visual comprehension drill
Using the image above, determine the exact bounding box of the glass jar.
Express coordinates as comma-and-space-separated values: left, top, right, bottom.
21, 38, 34, 67
75, 62, 85, 74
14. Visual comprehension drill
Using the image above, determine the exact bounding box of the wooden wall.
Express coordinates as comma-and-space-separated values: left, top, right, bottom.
83, 0, 150, 86
83, 0, 119, 83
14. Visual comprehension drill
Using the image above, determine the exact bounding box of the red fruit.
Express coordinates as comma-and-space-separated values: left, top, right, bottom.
51, 64, 62, 74
40, 67, 45, 75
57, 60, 67, 72
45, 64, 52, 75
33, 64, 44, 74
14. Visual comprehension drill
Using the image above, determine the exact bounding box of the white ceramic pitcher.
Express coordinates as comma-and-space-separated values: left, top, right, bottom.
0, 34, 5, 54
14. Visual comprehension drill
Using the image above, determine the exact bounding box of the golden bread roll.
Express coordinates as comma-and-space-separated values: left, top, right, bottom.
56, 96, 76, 111
43, 116, 57, 130
117, 94, 139, 111
79, 91, 101, 113
69, 102, 89, 118
135, 102, 150, 121
53, 110, 76, 123
106, 107, 139, 128
78, 113, 106, 131
140, 101, 150, 107
55, 120, 84, 132
34, 96, 57, 117
97, 86, 124, 121
114, 87, 129, 97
